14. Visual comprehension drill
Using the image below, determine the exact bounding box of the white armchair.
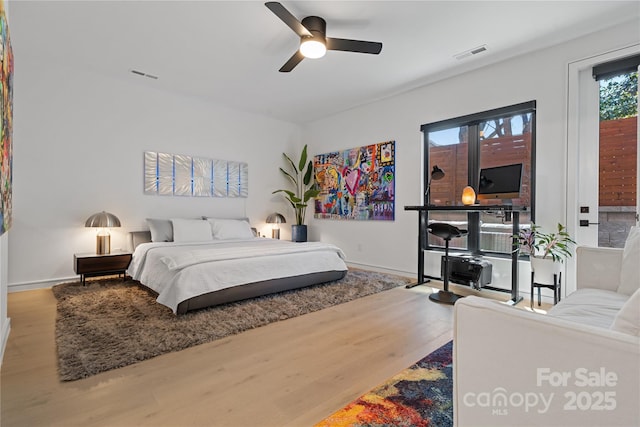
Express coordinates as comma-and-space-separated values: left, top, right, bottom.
453, 238, 640, 426
575, 246, 622, 292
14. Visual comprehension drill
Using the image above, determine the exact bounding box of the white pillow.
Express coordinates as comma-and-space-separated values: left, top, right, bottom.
617, 226, 640, 296
171, 219, 213, 242
208, 219, 254, 240
146, 218, 173, 242
611, 288, 640, 336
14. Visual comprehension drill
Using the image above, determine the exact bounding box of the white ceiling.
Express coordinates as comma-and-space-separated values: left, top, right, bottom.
9, 1, 640, 124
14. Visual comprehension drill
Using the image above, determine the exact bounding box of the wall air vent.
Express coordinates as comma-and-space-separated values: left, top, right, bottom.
130, 69, 159, 80
454, 45, 488, 61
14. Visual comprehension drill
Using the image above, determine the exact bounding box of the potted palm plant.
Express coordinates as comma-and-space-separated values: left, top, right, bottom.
273, 144, 320, 242
515, 223, 576, 284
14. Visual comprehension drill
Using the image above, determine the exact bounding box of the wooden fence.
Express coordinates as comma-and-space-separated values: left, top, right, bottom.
429, 133, 531, 206
599, 116, 637, 206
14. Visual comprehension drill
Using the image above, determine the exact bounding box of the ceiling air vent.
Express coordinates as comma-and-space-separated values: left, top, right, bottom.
130, 69, 159, 80
454, 45, 488, 61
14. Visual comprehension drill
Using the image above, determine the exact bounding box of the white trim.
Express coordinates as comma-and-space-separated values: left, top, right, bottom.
0, 317, 10, 368
8, 276, 77, 293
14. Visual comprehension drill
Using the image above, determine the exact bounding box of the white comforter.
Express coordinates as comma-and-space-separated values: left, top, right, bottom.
128, 238, 348, 313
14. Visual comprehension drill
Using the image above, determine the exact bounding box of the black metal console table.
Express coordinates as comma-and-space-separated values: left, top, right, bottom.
404, 204, 528, 305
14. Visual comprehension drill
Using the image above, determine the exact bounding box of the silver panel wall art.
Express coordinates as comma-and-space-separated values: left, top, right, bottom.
144, 151, 248, 198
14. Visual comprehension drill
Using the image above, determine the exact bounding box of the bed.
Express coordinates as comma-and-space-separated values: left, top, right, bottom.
127, 218, 348, 314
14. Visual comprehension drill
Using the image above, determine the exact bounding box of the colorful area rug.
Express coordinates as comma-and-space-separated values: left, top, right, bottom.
52, 269, 411, 381
315, 340, 453, 427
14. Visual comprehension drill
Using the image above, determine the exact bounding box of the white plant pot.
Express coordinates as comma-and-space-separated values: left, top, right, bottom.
530, 256, 562, 285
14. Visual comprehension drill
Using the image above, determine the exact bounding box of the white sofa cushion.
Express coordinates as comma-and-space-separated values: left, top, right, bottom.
618, 225, 640, 296
547, 288, 629, 329
611, 288, 640, 336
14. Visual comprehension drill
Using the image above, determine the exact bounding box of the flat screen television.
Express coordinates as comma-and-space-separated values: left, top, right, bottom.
477, 163, 523, 201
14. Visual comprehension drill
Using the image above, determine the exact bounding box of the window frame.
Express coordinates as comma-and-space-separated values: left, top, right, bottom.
420, 100, 537, 256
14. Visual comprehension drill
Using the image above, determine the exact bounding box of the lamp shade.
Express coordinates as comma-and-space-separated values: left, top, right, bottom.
431, 165, 445, 181
266, 213, 286, 224
85, 211, 121, 228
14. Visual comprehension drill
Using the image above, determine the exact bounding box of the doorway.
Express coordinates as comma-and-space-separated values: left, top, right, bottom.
567, 45, 640, 293
570, 48, 639, 248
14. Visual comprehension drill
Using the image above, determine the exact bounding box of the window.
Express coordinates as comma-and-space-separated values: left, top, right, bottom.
421, 101, 536, 255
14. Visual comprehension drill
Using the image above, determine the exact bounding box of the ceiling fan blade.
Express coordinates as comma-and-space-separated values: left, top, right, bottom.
279, 50, 305, 72
326, 38, 383, 55
265, 2, 311, 38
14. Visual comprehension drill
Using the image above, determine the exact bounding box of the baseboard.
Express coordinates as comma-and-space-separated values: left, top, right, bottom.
346, 261, 414, 278
0, 317, 10, 368
8, 276, 77, 293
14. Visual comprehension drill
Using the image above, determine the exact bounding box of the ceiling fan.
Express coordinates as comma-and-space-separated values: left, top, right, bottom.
265, 1, 383, 72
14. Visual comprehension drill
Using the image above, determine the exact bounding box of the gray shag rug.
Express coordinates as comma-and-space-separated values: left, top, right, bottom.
52, 270, 411, 381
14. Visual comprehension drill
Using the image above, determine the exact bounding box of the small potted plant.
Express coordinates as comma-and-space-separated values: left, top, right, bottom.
273, 144, 320, 242
515, 223, 576, 284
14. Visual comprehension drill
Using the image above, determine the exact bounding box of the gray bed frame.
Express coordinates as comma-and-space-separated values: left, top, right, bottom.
128, 231, 347, 314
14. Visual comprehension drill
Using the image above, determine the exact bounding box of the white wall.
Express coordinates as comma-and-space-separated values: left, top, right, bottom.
303, 20, 640, 296
9, 56, 300, 289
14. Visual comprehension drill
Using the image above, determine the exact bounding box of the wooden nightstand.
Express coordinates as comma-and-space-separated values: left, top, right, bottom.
74, 251, 133, 286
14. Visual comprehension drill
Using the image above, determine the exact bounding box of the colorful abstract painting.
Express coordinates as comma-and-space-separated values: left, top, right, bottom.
0, 3, 12, 236
314, 340, 453, 427
314, 141, 395, 221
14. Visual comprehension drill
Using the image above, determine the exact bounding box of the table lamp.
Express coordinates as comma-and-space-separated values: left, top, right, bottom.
85, 211, 121, 254
266, 213, 286, 239
462, 186, 476, 205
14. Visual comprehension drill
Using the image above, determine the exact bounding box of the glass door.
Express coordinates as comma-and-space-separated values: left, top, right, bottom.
597, 69, 639, 247
573, 51, 639, 250
567, 48, 639, 295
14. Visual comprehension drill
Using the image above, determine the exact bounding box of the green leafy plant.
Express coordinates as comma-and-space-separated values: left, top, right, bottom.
514, 223, 576, 262
273, 144, 320, 225
599, 71, 638, 121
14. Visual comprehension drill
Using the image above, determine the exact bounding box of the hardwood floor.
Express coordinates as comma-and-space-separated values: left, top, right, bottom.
1, 278, 543, 427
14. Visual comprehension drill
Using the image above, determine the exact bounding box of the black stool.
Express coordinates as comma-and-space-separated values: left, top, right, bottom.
428, 223, 468, 305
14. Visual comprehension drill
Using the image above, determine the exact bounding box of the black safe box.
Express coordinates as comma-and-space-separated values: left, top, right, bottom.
441, 254, 492, 290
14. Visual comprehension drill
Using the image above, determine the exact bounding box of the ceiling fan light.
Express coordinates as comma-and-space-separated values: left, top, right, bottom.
300, 38, 326, 59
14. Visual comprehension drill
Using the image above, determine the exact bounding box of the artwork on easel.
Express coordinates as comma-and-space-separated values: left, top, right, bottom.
0, 3, 12, 236
313, 141, 395, 221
